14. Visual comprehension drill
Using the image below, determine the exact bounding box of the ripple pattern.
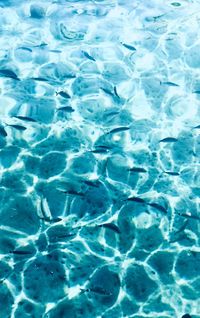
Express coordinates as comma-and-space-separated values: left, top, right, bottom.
0, 1, 199, 317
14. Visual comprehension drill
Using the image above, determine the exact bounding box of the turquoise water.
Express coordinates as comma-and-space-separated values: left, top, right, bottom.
0, 0, 199, 317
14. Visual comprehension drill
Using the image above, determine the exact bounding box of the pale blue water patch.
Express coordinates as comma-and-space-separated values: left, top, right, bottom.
0, 0, 199, 317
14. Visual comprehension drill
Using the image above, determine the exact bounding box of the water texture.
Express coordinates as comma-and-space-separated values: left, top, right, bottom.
0, 0, 199, 317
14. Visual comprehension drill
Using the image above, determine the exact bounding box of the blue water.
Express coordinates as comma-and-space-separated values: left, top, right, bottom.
0, 1, 199, 317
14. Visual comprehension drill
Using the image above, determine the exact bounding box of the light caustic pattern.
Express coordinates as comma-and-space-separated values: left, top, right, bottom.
0, 0, 199, 317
